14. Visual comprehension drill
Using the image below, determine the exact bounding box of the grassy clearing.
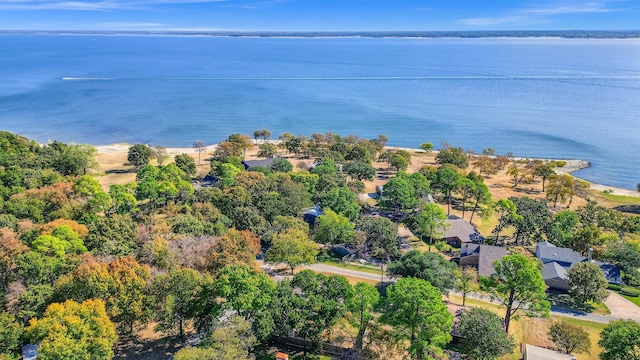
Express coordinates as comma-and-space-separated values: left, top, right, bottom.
620, 293, 640, 307
520, 316, 604, 360
588, 190, 640, 205
447, 294, 606, 360
321, 260, 384, 275
590, 301, 611, 315
313, 271, 379, 286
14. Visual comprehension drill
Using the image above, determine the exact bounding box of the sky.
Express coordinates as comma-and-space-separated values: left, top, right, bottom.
0, 0, 638, 31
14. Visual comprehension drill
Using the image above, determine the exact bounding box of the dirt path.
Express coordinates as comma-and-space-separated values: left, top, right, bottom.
604, 291, 640, 322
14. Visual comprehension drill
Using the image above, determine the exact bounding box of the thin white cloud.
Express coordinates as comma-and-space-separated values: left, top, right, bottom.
459, 16, 528, 26
524, 2, 623, 14
0, 0, 228, 11
458, 1, 629, 27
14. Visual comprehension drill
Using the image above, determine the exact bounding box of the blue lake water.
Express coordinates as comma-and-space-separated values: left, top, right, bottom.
1, 35, 639, 189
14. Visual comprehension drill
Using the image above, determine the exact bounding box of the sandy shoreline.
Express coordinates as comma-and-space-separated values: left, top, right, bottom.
93, 142, 639, 198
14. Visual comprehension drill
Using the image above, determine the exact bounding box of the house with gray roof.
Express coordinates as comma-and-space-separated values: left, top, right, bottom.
442, 216, 485, 247
459, 244, 507, 277
535, 242, 622, 291
241, 158, 276, 171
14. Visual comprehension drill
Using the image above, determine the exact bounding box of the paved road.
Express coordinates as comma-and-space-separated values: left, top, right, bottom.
604, 291, 640, 322
304, 262, 640, 324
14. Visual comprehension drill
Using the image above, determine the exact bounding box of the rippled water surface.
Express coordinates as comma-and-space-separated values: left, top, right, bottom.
1, 35, 639, 188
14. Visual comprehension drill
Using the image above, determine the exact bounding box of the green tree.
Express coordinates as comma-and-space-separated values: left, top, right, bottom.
405, 202, 449, 251
271, 271, 353, 355
85, 213, 137, 257
136, 164, 194, 206
265, 229, 318, 275
604, 242, 640, 285
357, 216, 399, 260
419, 142, 434, 153
435, 146, 468, 169
468, 180, 491, 224
507, 197, 553, 246
433, 166, 462, 215
549, 210, 580, 248
174, 153, 197, 176
31, 225, 87, 256
454, 266, 480, 306
381, 277, 453, 359
483, 254, 550, 333
456, 177, 476, 219
382, 175, 415, 213
74, 174, 110, 212
387, 250, 457, 294
458, 308, 515, 360
257, 143, 278, 158
314, 208, 355, 244
548, 321, 591, 355
535, 163, 555, 192
598, 319, 640, 360
152, 268, 210, 337
26, 299, 117, 360
128, 144, 152, 168
567, 261, 609, 306
231, 207, 269, 236
108, 184, 138, 214
0, 311, 24, 357
344, 161, 376, 181
320, 187, 360, 221
546, 174, 576, 207
347, 282, 380, 352
492, 198, 521, 245
210, 264, 276, 340
53, 256, 152, 335
174, 316, 257, 360
379, 150, 410, 172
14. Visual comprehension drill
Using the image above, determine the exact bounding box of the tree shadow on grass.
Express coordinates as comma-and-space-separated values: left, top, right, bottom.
546, 291, 595, 313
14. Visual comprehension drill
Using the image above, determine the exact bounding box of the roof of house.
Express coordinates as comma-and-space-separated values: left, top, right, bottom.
460, 243, 480, 257
443, 219, 481, 243
478, 245, 507, 277
593, 260, 623, 284
542, 261, 568, 281
242, 158, 276, 170
536, 242, 585, 267
524, 344, 576, 360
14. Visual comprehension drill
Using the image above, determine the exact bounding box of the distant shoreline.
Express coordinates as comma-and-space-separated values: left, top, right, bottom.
2, 30, 640, 39
93, 142, 640, 198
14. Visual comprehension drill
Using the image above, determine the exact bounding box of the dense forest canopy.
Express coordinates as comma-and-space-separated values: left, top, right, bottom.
0, 130, 638, 359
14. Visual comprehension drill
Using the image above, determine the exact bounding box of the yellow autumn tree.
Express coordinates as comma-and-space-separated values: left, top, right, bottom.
26, 299, 117, 360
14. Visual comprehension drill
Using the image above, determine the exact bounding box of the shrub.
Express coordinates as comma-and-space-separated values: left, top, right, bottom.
621, 286, 640, 297
434, 240, 450, 252
608, 284, 622, 291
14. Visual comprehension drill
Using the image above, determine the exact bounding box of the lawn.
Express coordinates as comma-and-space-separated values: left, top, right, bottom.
588, 189, 640, 206
620, 293, 640, 307
321, 260, 384, 275
447, 294, 606, 360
